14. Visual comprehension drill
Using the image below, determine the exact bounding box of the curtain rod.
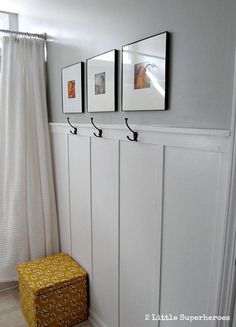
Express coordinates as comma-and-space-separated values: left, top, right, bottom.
0, 29, 46, 40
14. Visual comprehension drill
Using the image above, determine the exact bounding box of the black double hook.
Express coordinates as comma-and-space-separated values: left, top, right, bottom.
67, 117, 77, 135
91, 118, 103, 138
125, 118, 138, 142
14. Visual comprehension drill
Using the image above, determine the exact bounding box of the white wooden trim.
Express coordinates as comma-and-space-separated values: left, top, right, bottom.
49, 122, 230, 136
49, 123, 230, 153
217, 49, 236, 327
210, 152, 230, 318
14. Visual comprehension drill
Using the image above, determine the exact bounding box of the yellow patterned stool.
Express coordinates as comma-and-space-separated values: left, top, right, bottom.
17, 253, 88, 327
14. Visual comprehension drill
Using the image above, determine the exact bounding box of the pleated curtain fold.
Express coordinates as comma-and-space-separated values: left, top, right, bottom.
0, 35, 59, 281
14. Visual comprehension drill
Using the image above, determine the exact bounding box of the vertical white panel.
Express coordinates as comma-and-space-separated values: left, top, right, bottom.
120, 142, 163, 327
160, 147, 225, 327
50, 133, 71, 254
91, 138, 119, 327
69, 135, 92, 277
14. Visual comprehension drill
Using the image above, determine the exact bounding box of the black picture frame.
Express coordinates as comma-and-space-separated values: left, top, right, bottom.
86, 49, 118, 113
122, 31, 170, 112
61, 61, 84, 114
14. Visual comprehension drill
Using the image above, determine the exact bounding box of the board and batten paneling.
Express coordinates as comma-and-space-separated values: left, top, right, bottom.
160, 147, 227, 326
120, 142, 164, 327
50, 123, 230, 327
50, 132, 71, 254
90, 138, 119, 327
68, 135, 92, 277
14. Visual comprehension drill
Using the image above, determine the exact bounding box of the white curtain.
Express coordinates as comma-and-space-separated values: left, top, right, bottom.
0, 35, 59, 282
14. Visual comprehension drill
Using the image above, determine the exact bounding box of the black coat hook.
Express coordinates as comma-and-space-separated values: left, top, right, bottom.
91, 118, 103, 138
67, 117, 77, 135
125, 118, 138, 142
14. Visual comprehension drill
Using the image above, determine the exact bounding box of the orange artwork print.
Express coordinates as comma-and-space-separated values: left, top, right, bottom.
134, 62, 151, 89
68, 80, 76, 98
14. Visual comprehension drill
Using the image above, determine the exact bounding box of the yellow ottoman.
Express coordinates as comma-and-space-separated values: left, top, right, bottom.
17, 253, 88, 327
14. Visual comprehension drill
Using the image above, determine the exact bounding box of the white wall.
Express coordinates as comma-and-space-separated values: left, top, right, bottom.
2, 0, 234, 129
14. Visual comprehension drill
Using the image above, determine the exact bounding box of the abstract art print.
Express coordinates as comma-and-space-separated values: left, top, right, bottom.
61, 62, 84, 113
122, 31, 169, 111
87, 50, 118, 112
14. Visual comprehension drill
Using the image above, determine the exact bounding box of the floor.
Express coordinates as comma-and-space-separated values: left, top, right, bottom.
0, 282, 18, 291
0, 287, 93, 327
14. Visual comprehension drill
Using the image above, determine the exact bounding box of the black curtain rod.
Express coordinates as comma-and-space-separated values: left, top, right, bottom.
0, 29, 46, 40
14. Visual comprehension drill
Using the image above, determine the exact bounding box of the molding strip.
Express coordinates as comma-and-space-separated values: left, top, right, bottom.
49, 122, 230, 137
49, 123, 230, 154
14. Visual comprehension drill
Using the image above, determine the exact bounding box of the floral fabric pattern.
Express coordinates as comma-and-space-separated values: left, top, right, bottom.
17, 253, 88, 327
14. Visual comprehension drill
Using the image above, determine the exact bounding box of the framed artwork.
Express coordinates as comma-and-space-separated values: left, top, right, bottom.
61, 62, 84, 113
87, 49, 118, 112
122, 31, 169, 111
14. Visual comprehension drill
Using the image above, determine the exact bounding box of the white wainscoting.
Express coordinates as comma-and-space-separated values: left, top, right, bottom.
91, 138, 119, 327
69, 136, 92, 278
120, 142, 163, 327
50, 123, 230, 327
160, 148, 228, 327
51, 132, 71, 255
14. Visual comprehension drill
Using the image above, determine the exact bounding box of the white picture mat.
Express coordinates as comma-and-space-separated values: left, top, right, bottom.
122, 32, 167, 111
87, 50, 116, 112
62, 63, 82, 113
